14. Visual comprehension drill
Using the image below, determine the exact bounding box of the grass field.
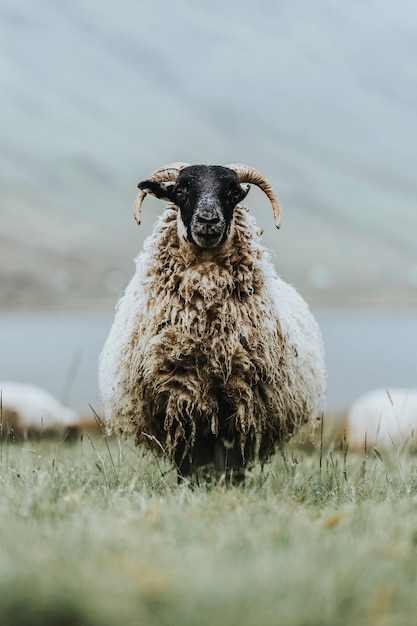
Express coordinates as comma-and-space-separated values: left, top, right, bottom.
1, 421, 417, 626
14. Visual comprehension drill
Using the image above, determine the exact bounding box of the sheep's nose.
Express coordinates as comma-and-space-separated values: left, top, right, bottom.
198, 214, 220, 225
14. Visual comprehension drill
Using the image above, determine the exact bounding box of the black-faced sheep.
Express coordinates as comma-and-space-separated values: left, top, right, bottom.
347, 388, 417, 451
99, 163, 326, 483
0, 381, 82, 442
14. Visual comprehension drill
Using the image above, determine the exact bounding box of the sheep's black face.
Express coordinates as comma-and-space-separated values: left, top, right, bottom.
174, 166, 250, 248
139, 165, 250, 249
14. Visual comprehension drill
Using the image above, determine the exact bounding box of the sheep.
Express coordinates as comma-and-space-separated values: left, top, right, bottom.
99, 162, 326, 483
0, 381, 83, 442
347, 388, 417, 451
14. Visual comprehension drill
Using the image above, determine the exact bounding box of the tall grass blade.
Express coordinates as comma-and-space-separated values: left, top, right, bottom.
89, 404, 119, 485
86, 433, 109, 491
319, 413, 324, 481
0, 388, 3, 469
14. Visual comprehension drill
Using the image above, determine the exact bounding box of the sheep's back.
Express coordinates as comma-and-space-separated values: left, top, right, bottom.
347, 388, 417, 449
0, 381, 80, 439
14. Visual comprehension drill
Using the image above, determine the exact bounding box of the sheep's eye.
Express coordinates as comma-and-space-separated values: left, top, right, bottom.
176, 185, 188, 198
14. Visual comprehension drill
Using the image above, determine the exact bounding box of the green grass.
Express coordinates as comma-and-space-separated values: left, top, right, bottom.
1, 425, 417, 626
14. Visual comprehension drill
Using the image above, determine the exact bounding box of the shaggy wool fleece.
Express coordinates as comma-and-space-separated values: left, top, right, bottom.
99, 206, 325, 467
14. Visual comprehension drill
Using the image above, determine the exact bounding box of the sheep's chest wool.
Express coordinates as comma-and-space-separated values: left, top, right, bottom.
99, 162, 326, 482
100, 206, 324, 475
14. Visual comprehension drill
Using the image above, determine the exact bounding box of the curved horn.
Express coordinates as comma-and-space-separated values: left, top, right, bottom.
134, 162, 191, 224
226, 163, 281, 229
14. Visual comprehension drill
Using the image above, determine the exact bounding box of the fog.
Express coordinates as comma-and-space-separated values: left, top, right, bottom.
1, 0, 417, 309
1, 1, 416, 412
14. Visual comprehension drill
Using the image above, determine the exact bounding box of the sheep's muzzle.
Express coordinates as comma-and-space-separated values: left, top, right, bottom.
190, 203, 227, 249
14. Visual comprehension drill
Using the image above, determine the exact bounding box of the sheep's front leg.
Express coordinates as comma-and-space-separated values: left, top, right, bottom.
174, 447, 198, 486
215, 440, 245, 485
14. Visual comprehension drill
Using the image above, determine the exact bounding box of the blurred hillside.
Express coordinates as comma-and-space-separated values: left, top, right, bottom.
1, 0, 416, 310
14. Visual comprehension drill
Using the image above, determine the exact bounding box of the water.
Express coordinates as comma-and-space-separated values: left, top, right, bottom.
0, 310, 416, 415
318, 309, 417, 412
0, 311, 111, 416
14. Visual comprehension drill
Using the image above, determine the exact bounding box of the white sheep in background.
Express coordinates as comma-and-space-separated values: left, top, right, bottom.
99, 162, 326, 483
347, 388, 417, 451
0, 381, 82, 441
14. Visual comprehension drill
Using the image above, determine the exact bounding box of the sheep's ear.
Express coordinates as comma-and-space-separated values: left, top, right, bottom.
137, 180, 176, 201
239, 183, 250, 201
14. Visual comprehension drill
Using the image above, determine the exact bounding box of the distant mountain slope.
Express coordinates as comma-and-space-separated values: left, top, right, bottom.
1, 0, 416, 309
